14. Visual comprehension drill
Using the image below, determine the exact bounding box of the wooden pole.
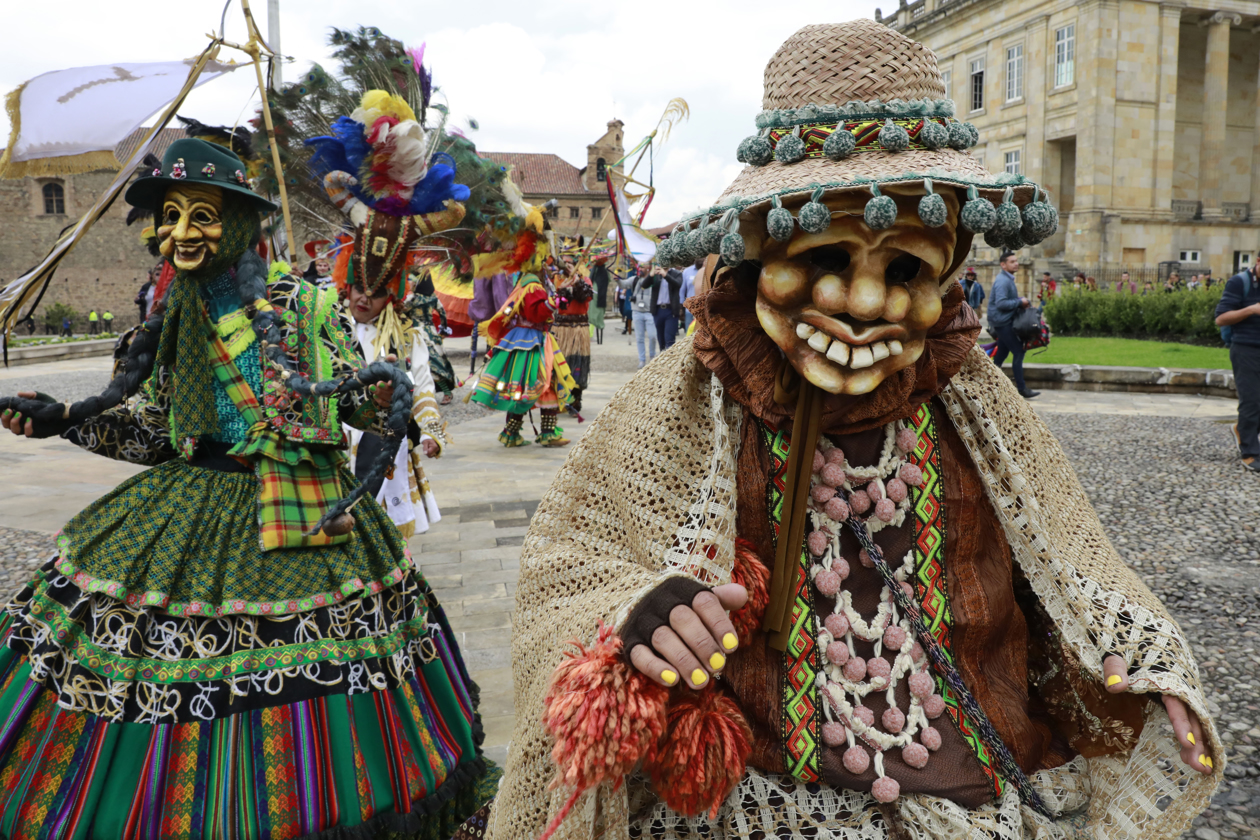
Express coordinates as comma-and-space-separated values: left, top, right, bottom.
240, 0, 295, 263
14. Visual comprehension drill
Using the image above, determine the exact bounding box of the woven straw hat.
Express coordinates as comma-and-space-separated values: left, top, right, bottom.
658, 20, 1057, 267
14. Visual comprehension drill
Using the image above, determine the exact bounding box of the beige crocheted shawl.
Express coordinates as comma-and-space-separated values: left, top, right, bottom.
488, 340, 1219, 840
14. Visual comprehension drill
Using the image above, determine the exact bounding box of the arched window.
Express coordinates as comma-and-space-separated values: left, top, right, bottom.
596, 158, 607, 183
42, 182, 65, 215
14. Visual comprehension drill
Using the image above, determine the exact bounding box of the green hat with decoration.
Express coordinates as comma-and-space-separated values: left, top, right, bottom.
124, 137, 278, 216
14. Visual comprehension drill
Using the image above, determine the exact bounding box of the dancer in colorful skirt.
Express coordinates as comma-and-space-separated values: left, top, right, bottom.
0, 137, 491, 840
550, 256, 593, 415
471, 271, 577, 447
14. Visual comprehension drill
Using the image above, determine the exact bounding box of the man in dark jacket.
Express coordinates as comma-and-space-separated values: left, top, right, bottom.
1215, 263, 1260, 472
988, 251, 1038, 399
961, 267, 984, 315
648, 264, 683, 351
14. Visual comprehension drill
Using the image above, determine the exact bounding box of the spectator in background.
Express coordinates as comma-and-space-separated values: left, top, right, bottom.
650, 262, 683, 351
1142, 280, 1155, 295
87, 309, 99, 335
1215, 260, 1260, 472
1120, 271, 1135, 294
1085, 276, 1098, 292
134, 276, 152, 322
60, 315, 72, 337
621, 263, 658, 368
681, 258, 701, 332
961, 267, 984, 315
1072, 272, 1085, 292
1205, 272, 1215, 288
988, 250, 1039, 400
102, 310, 114, 332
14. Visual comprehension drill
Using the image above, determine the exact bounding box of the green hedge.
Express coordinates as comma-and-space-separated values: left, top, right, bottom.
1042, 288, 1225, 344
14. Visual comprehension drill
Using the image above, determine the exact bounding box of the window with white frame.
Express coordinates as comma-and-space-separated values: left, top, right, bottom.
1179, 250, 1201, 263
1005, 45, 1024, 101
941, 69, 951, 98
1055, 25, 1075, 88
969, 57, 985, 111
1004, 149, 1022, 175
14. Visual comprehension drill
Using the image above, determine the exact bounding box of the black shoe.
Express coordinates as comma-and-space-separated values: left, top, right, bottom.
1244, 457, 1260, 473
1019, 389, 1040, 399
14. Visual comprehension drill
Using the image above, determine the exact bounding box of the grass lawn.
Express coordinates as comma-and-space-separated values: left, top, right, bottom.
1013, 336, 1231, 369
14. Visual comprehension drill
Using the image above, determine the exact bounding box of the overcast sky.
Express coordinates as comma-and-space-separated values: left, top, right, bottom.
1, 0, 882, 228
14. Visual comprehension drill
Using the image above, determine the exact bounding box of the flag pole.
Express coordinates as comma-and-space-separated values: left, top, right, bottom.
237, 0, 295, 263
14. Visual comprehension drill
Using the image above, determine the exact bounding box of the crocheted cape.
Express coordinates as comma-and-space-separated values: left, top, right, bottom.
488, 338, 1219, 840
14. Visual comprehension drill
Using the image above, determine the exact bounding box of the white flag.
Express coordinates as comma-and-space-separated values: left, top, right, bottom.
1, 58, 241, 178
605, 185, 658, 264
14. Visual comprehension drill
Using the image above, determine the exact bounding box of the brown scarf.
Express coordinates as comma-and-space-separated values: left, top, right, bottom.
690, 268, 981, 648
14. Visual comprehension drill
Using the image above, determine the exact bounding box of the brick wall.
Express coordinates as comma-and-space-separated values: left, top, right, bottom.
0, 171, 158, 333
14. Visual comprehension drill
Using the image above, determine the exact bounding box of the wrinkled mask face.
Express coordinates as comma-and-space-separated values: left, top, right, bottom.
755, 188, 959, 396
157, 184, 224, 272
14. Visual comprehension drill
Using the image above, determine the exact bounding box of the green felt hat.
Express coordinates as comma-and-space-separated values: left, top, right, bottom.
124, 138, 277, 215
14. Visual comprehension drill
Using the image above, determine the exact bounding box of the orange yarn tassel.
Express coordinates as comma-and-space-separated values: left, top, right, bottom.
729, 538, 770, 643
644, 685, 753, 819
539, 622, 670, 840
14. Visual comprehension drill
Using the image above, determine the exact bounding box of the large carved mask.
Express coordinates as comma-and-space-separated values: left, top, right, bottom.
755, 186, 961, 396
157, 184, 224, 273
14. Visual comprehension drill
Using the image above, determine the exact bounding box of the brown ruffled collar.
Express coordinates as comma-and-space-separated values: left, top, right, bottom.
690, 271, 980, 436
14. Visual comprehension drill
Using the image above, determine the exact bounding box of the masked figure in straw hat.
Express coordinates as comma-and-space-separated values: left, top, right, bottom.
481, 20, 1218, 840
0, 136, 494, 838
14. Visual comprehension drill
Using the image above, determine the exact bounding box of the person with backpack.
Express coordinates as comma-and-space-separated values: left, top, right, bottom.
988, 250, 1039, 399
1215, 262, 1260, 472
961, 266, 984, 315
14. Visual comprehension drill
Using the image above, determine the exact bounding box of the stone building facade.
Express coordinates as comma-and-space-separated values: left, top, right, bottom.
0, 128, 183, 333
481, 119, 624, 241
884, 0, 1260, 280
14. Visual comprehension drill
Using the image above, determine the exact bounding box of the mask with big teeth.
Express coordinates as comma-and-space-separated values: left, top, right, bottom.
157, 184, 224, 273
755, 186, 961, 395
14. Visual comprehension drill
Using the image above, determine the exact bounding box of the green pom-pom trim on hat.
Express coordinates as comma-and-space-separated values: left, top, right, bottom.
774, 127, 806, 164
1021, 201, 1056, 244
797, 187, 831, 235
767, 195, 795, 241
983, 228, 1007, 249
864, 183, 898, 230
1004, 229, 1026, 251
657, 233, 678, 266
948, 121, 971, 150
878, 118, 910, 152
744, 134, 773, 166
920, 120, 949, 150
823, 129, 855, 160
993, 189, 1022, 237
917, 180, 947, 228
685, 227, 706, 262
964, 123, 980, 147
702, 222, 725, 255
960, 186, 996, 233
720, 232, 746, 266
736, 136, 756, 164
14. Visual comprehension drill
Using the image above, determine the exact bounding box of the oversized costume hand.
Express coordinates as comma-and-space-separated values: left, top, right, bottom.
627, 583, 748, 689
1103, 654, 1213, 775
1, 392, 73, 439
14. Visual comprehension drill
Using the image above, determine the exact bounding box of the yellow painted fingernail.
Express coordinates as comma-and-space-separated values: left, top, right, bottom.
1205, 756, 1214, 770
1187, 732, 1195, 745
1106, 675, 1122, 687
661, 670, 677, 685
709, 652, 726, 670
722, 633, 738, 651
691, 669, 706, 686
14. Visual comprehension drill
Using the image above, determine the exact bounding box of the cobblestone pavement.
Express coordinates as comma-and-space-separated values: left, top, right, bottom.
0, 339, 1254, 834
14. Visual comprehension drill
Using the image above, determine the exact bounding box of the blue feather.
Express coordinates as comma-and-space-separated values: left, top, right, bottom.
405, 163, 469, 215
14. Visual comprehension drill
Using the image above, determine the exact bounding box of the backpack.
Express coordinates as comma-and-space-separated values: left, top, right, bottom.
1221, 272, 1253, 347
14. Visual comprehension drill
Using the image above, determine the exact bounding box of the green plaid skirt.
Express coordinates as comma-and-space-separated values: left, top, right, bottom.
53, 459, 410, 618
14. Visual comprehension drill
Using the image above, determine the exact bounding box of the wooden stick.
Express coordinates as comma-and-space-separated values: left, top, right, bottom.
240, 0, 296, 263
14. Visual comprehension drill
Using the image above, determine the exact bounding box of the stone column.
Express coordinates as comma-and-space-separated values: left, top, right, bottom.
1249, 24, 1260, 220
1066, 0, 1117, 265
1153, 5, 1182, 215
1200, 12, 1239, 222
1024, 17, 1049, 187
